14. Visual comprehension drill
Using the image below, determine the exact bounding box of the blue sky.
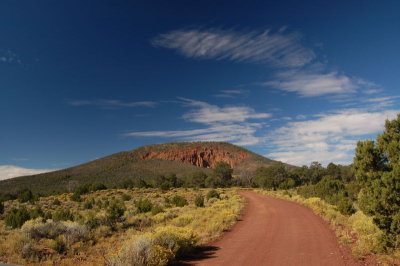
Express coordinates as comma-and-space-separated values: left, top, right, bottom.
1, 0, 399, 179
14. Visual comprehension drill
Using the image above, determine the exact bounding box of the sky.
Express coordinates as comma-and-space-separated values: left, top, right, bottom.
1, 0, 400, 179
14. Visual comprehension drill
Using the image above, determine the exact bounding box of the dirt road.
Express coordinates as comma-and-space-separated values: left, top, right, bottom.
182, 191, 361, 266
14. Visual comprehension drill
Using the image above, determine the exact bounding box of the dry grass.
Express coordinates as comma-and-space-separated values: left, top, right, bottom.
0, 188, 244, 265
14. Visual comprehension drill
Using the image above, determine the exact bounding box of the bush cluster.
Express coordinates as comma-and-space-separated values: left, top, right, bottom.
5, 207, 31, 228
135, 198, 153, 213
171, 195, 188, 207
115, 226, 198, 265
21, 219, 89, 253
52, 209, 74, 222
206, 189, 220, 200
195, 194, 204, 207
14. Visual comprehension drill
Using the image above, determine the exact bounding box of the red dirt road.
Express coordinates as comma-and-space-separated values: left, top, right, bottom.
184, 191, 362, 266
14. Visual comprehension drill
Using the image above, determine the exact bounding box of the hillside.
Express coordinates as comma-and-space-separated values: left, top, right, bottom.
0, 142, 282, 195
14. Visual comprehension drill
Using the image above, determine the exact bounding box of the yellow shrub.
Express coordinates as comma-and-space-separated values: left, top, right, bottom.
171, 214, 194, 227
152, 226, 198, 257
349, 211, 384, 256
115, 226, 197, 265
94, 225, 112, 238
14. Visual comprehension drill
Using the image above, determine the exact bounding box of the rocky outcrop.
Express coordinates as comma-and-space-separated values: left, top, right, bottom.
139, 147, 252, 168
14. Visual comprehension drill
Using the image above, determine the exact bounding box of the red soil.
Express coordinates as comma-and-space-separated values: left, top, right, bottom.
181, 191, 364, 266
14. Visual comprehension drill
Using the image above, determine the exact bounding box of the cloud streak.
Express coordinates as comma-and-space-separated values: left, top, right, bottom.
263, 68, 359, 97
153, 27, 380, 98
179, 97, 271, 123
153, 28, 315, 68
267, 109, 400, 165
126, 98, 270, 146
0, 165, 54, 180
68, 99, 157, 108
215, 89, 249, 98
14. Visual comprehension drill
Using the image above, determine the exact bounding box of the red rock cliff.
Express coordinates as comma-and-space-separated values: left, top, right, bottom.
139, 147, 251, 168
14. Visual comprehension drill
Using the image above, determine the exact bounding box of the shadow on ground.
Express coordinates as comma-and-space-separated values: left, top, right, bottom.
174, 246, 220, 265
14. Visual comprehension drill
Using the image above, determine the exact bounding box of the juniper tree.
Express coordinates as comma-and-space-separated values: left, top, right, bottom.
353, 114, 400, 246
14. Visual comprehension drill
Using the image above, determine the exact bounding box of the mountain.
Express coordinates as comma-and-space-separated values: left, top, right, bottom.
0, 142, 284, 195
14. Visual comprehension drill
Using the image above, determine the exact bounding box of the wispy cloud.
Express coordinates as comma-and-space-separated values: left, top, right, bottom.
179, 97, 271, 123
0, 49, 21, 64
215, 89, 249, 98
153, 28, 315, 68
153, 27, 384, 99
266, 109, 399, 165
125, 98, 270, 146
359, 95, 400, 110
263, 68, 359, 97
126, 123, 263, 146
0, 165, 54, 180
68, 99, 157, 108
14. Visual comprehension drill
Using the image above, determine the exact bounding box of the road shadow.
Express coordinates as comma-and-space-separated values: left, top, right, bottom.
174, 246, 220, 265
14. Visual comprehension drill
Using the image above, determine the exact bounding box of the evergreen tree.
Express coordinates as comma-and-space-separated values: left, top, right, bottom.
353, 114, 400, 246
213, 161, 233, 187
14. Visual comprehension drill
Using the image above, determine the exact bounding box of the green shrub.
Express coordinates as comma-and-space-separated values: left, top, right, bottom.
119, 178, 134, 189
44, 211, 52, 220
84, 198, 95, 209
135, 199, 153, 213
195, 194, 204, 207
70, 192, 82, 202
53, 198, 61, 205
53, 236, 65, 254
75, 184, 90, 195
0, 201, 4, 214
107, 200, 126, 221
160, 182, 171, 191
121, 193, 132, 201
17, 189, 36, 203
206, 189, 220, 200
5, 207, 30, 228
53, 209, 73, 222
188, 172, 207, 188
84, 212, 99, 229
205, 176, 219, 188
171, 195, 188, 207
29, 206, 45, 219
337, 198, 355, 215
134, 178, 148, 188
151, 204, 164, 215
90, 183, 107, 191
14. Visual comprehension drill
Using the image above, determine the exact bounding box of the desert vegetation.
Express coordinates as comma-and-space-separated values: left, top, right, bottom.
0, 187, 243, 265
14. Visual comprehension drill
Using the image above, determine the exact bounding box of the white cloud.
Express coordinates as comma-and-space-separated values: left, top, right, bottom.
296, 114, 307, 120
362, 96, 400, 109
267, 109, 399, 166
363, 89, 383, 94
126, 123, 263, 146
179, 97, 270, 124
68, 99, 157, 108
126, 98, 270, 146
0, 50, 21, 64
153, 28, 315, 68
0, 165, 54, 181
215, 89, 249, 98
263, 69, 358, 97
